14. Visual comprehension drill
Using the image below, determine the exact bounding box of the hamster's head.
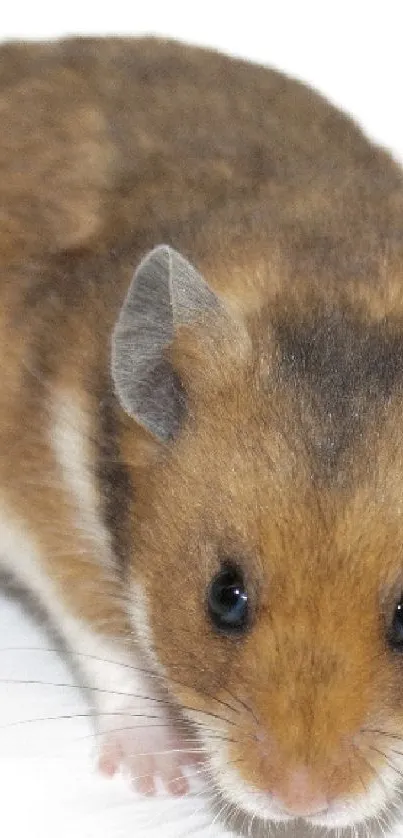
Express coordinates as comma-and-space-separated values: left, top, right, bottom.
112, 245, 403, 831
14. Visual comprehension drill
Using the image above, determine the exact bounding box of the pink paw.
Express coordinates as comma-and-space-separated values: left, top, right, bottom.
97, 714, 201, 796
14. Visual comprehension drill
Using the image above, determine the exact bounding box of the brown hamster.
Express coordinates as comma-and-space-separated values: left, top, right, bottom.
1, 34, 403, 832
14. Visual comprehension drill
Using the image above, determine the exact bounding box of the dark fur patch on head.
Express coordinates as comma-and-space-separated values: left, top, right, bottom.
273, 297, 403, 481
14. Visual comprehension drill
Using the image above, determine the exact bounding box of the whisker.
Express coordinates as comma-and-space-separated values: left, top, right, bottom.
210, 794, 231, 831
240, 807, 251, 838
351, 742, 379, 787
367, 744, 403, 782
125, 748, 206, 759
0, 646, 162, 679
149, 637, 261, 734
177, 704, 237, 729
88, 727, 234, 746
0, 646, 245, 725
0, 707, 236, 756
220, 796, 240, 837
362, 727, 403, 744
0, 712, 181, 731
356, 767, 368, 798
0, 676, 174, 705
247, 809, 256, 838
152, 656, 243, 711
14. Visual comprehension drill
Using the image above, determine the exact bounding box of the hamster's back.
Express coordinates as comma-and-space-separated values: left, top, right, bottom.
1, 35, 401, 265
0, 35, 402, 509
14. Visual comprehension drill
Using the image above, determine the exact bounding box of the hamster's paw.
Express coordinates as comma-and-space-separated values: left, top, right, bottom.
97, 710, 201, 796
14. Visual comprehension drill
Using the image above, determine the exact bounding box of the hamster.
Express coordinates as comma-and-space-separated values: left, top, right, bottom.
1, 35, 403, 832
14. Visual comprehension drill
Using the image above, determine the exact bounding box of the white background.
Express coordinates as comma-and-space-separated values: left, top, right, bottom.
1, 2, 403, 837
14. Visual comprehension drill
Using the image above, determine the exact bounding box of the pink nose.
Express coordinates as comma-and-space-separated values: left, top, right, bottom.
272, 767, 329, 817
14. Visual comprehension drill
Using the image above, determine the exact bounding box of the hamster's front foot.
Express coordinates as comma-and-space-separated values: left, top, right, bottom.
97, 703, 201, 795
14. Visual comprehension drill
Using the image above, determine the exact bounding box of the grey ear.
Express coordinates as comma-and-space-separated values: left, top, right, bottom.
111, 245, 221, 441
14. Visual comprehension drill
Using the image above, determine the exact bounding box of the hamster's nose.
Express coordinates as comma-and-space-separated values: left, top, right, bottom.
271, 767, 329, 817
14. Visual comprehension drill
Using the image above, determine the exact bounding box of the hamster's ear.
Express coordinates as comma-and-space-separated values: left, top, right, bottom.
111, 244, 221, 441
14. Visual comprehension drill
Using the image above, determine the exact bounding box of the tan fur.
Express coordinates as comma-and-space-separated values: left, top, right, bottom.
2, 35, 403, 827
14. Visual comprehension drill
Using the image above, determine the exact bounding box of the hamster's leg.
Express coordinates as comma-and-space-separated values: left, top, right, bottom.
0, 497, 198, 795
54, 610, 198, 797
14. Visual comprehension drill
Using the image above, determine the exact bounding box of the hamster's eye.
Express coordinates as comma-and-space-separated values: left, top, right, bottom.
207, 565, 249, 634
389, 601, 403, 649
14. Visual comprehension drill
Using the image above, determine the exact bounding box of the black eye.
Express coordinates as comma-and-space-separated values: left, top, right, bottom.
389, 601, 403, 649
207, 565, 249, 634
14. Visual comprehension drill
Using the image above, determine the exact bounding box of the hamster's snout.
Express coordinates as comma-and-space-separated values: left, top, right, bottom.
269, 766, 329, 817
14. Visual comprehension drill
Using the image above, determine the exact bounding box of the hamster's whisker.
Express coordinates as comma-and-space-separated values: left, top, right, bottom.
0, 648, 256, 744
144, 666, 242, 726
77, 727, 203, 746
210, 792, 233, 830
0, 712, 189, 730
225, 798, 245, 837
357, 767, 369, 798
149, 638, 244, 705
1, 711, 236, 754
177, 688, 243, 725
165, 666, 241, 715
0, 646, 247, 724
218, 805, 234, 838
0, 674, 233, 733
367, 745, 403, 783
351, 742, 379, 786
151, 638, 253, 719
377, 809, 392, 838
241, 806, 252, 838
246, 810, 255, 838
0, 675, 180, 705
0, 645, 189, 688
382, 796, 402, 835
74, 723, 227, 755
137, 750, 205, 764
350, 753, 368, 798
0, 644, 255, 728
156, 700, 236, 729
362, 727, 403, 744
155, 765, 210, 788
357, 745, 396, 809
226, 691, 258, 726
0, 646, 177, 684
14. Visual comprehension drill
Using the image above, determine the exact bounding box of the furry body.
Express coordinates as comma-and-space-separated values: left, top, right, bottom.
2, 36, 403, 829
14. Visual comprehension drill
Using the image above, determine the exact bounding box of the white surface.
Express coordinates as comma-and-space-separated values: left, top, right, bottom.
1, 3, 403, 837
0, 595, 223, 838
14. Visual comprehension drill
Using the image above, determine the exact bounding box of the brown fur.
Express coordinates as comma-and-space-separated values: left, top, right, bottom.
2, 35, 403, 822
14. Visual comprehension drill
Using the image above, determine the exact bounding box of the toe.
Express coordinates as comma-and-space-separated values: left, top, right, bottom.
159, 755, 191, 796
98, 739, 123, 777
165, 772, 190, 796
134, 773, 156, 796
